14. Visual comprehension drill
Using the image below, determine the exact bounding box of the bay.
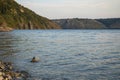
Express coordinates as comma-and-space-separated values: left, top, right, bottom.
0, 30, 120, 80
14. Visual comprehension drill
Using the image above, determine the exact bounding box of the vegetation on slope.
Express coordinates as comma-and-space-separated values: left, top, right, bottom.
53, 18, 120, 29
0, 0, 60, 30
53, 18, 106, 29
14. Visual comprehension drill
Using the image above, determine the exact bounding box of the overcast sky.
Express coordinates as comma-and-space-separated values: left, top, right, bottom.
16, 0, 120, 19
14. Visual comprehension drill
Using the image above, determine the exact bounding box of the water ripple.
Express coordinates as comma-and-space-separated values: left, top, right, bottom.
0, 30, 120, 80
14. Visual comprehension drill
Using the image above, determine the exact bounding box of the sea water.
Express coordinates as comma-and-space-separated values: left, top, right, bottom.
0, 30, 120, 80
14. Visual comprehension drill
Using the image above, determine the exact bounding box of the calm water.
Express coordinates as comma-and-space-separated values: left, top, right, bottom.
0, 30, 120, 80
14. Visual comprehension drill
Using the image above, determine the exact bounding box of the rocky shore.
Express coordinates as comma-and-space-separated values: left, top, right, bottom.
0, 27, 13, 32
0, 61, 30, 80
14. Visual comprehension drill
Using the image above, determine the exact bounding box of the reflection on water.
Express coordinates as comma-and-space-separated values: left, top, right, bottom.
0, 30, 120, 80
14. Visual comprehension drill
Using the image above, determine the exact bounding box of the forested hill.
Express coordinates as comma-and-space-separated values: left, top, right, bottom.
0, 0, 60, 31
53, 18, 120, 29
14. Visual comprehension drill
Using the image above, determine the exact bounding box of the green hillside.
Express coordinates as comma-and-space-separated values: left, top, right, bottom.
0, 0, 60, 31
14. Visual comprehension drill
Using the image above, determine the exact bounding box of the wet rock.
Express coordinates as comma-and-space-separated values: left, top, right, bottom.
20, 71, 31, 79
0, 65, 5, 70
0, 61, 29, 80
14, 72, 21, 79
7, 65, 13, 70
31, 56, 40, 62
3, 74, 12, 80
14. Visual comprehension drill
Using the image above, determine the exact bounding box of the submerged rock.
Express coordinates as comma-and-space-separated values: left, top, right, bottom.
31, 56, 40, 62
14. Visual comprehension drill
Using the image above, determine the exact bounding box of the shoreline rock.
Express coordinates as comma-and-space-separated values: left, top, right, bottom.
0, 61, 30, 80
0, 27, 13, 32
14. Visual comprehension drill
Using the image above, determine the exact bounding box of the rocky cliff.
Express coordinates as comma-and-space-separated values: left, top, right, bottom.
0, 0, 60, 31
53, 18, 120, 29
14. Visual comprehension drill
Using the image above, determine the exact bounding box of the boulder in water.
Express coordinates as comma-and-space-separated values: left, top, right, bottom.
31, 56, 40, 62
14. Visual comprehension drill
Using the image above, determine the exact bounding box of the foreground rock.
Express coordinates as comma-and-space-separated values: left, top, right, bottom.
0, 27, 13, 32
31, 56, 40, 62
0, 61, 30, 80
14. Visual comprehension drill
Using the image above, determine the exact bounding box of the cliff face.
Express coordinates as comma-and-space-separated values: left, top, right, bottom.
53, 18, 120, 29
0, 0, 60, 30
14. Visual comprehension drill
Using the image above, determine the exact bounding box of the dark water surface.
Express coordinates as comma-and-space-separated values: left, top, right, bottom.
0, 30, 120, 80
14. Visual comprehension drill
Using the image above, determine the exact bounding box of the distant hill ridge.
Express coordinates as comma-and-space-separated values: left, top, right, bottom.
96, 18, 120, 29
0, 0, 60, 31
53, 18, 120, 29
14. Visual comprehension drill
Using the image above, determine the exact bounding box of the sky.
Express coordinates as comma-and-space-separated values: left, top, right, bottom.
16, 0, 120, 19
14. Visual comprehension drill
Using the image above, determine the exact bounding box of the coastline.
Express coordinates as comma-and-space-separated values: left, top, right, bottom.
0, 61, 30, 80
0, 27, 13, 32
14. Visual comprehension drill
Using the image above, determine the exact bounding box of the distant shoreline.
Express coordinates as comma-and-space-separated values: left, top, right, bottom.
52, 18, 120, 29
0, 28, 120, 32
0, 27, 13, 32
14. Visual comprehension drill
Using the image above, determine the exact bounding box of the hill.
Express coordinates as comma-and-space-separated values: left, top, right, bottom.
0, 0, 60, 31
96, 18, 120, 29
53, 18, 120, 29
